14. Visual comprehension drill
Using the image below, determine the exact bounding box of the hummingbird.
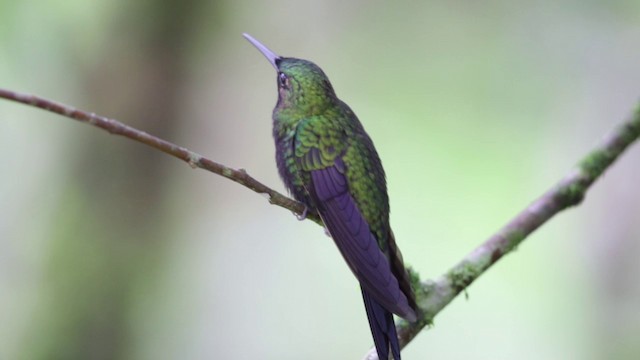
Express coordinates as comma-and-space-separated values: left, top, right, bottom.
243, 33, 418, 360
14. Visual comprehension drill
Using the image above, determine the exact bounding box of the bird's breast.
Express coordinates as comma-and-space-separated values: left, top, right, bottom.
273, 121, 311, 206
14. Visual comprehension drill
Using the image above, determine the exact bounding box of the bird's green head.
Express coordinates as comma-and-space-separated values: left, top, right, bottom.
244, 33, 337, 116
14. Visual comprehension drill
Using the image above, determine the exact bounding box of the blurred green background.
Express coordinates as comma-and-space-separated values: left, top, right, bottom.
1, 1, 639, 359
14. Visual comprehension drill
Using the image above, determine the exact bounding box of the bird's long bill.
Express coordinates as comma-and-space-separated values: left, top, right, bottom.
243, 33, 281, 70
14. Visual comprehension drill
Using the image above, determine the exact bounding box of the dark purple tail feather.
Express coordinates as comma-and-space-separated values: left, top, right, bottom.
362, 288, 401, 360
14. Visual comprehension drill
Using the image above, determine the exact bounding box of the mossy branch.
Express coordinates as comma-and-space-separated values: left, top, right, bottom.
363, 104, 640, 359
1, 88, 639, 359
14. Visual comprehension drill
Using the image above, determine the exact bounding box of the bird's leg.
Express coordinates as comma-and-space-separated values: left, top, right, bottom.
295, 205, 309, 221
293, 205, 331, 237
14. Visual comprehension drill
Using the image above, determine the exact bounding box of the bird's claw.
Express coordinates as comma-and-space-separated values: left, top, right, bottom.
295, 205, 308, 221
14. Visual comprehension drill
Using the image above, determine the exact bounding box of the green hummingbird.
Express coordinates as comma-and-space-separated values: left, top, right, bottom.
244, 33, 418, 359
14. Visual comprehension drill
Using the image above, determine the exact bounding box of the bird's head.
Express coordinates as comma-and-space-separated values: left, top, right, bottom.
244, 33, 337, 116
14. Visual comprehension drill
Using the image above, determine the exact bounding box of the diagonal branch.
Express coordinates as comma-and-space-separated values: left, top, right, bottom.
363, 104, 640, 359
0, 88, 321, 225
1, 88, 639, 359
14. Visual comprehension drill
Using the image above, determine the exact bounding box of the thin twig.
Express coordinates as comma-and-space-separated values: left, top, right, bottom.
0, 88, 321, 225
1, 88, 639, 359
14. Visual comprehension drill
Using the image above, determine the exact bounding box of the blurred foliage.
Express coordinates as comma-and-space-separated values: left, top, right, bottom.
1, 1, 639, 359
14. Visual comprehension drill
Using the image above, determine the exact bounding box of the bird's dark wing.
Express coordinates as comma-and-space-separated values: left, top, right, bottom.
308, 159, 416, 321
294, 117, 417, 320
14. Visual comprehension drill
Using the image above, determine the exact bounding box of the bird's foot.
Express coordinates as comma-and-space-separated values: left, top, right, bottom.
295, 205, 308, 221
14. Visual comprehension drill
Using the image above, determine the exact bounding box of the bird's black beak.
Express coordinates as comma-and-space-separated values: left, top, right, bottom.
243, 33, 281, 70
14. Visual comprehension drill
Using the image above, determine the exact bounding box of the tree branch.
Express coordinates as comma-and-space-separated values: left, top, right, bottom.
1, 88, 639, 359
0, 88, 321, 225
363, 104, 640, 359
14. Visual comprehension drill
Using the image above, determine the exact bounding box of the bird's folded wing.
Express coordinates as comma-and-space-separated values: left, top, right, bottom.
310, 163, 416, 320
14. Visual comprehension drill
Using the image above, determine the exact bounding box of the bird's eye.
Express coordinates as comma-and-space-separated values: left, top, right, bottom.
278, 72, 289, 88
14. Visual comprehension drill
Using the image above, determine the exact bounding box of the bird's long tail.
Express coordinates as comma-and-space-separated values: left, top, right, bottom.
362, 287, 401, 360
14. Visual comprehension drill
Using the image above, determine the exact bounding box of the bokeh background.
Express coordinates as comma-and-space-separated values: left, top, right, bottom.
1, 1, 640, 359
